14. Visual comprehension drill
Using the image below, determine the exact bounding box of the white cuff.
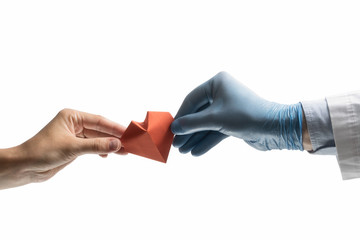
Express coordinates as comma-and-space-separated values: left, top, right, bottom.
327, 92, 360, 180
301, 99, 336, 155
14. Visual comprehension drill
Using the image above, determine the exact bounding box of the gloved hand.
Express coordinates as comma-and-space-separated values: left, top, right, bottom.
171, 71, 303, 156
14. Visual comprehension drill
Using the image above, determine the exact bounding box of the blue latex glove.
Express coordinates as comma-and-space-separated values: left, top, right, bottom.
171, 71, 303, 156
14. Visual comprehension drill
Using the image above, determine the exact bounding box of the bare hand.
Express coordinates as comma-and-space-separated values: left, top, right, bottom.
0, 109, 126, 190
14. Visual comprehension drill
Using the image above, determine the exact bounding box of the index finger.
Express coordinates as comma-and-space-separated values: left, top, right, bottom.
175, 78, 213, 119
79, 111, 126, 138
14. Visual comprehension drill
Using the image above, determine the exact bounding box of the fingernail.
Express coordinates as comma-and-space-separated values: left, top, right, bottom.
109, 139, 120, 151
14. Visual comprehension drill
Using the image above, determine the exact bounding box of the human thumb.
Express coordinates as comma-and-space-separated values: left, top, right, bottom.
75, 137, 122, 155
171, 108, 219, 135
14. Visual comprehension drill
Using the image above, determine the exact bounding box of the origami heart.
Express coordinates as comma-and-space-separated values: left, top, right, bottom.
120, 111, 174, 163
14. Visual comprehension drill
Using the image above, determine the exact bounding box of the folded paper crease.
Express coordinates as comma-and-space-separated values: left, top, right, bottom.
120, 111, 174, 163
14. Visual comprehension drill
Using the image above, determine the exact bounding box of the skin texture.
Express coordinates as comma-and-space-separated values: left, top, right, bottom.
302, 109, 313, 151
0, 109, 127, 190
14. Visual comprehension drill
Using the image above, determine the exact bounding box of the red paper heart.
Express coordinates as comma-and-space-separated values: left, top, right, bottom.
120, 112, 174, 163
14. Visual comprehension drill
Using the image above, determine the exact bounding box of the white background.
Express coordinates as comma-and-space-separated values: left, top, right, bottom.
0, 0, 360, 239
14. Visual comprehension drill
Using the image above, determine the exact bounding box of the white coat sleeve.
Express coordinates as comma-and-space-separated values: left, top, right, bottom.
327, 91, 360, 180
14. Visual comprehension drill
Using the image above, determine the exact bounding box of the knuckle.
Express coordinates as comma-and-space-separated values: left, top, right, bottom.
58, 108, 74, 117
59, 108, 69, 115
216, 71, 228, 77
96, 114, 105, 120
93, 138, 105, 152
215, 71, 228, 80
94, 115, 106, 131
213, 71, 230, 85
92, 139, 100, 152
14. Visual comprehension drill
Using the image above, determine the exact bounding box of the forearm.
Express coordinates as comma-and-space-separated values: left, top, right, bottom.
0, 146, 28, 190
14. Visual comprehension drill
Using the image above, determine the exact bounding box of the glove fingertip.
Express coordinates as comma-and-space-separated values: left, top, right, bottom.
191, 148, 206, 157
171, 119, 183, 135
179, 147, 192, 154
172, 134, 193, 148
172, 136, 183, 147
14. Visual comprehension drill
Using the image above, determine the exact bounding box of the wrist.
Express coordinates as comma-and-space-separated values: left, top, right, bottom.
284, 103, 304, 151
301, 107, 313, 151
259, 102, 303, 151
269, 102, 303, 150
